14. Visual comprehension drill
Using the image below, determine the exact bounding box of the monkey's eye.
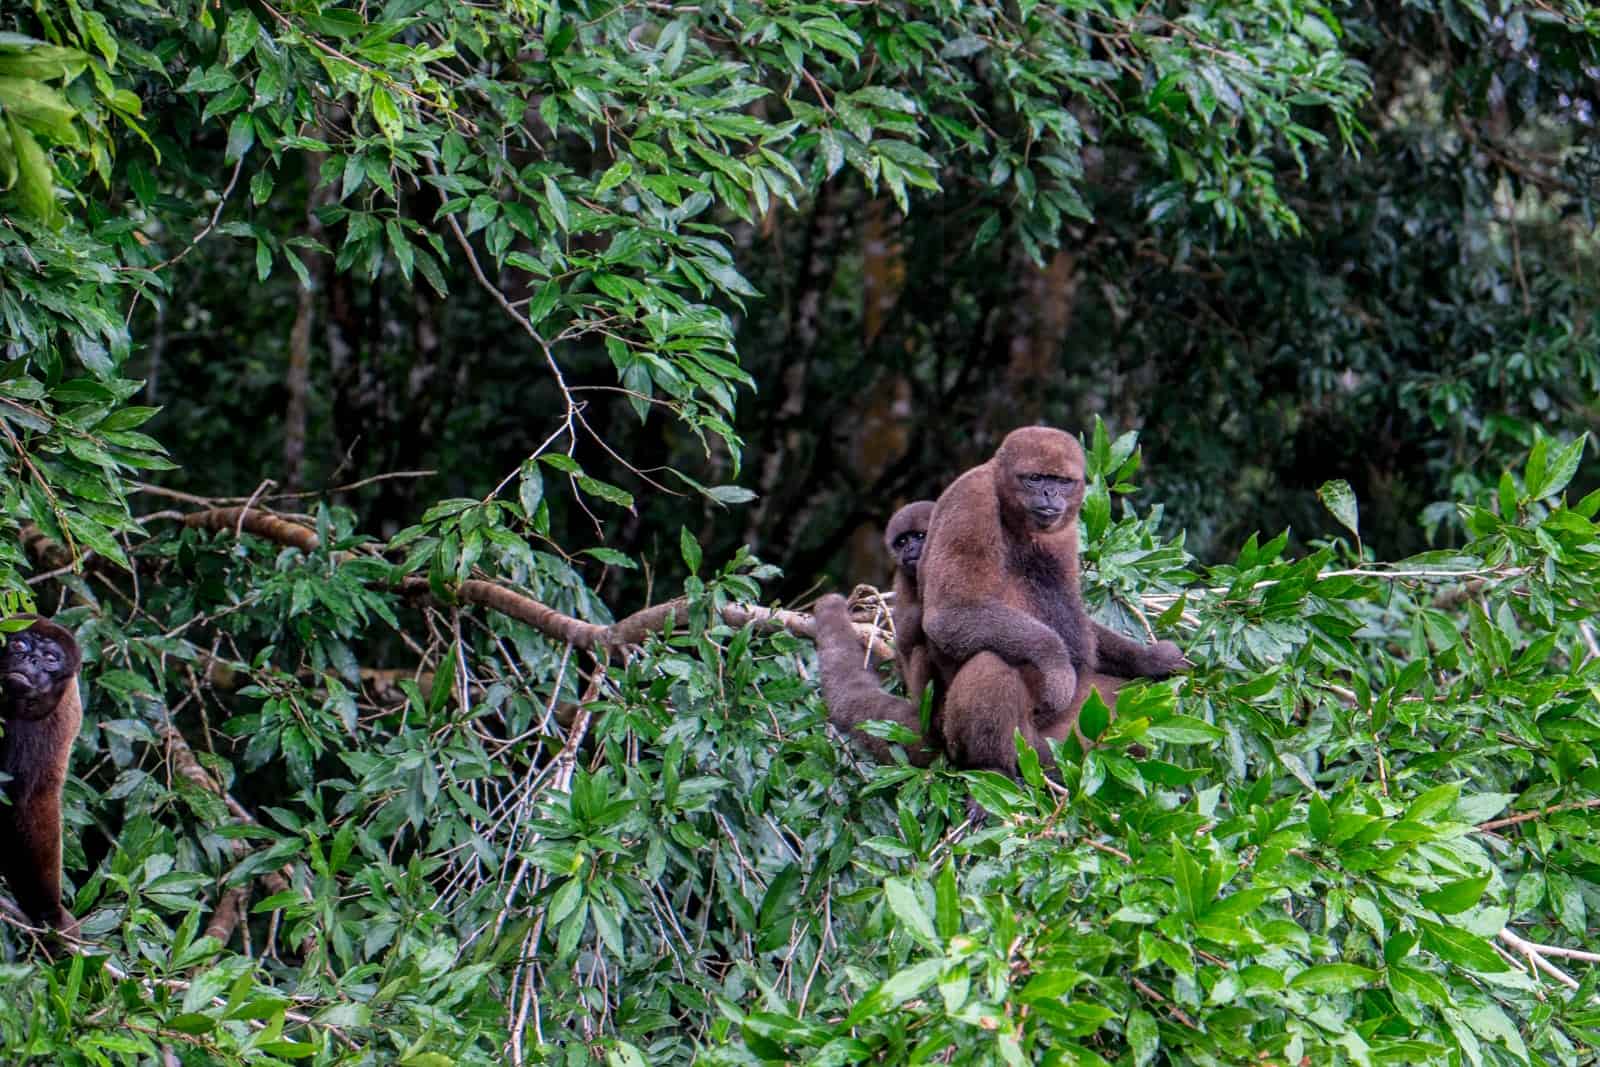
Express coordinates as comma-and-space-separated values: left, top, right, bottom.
1024, 473, 1045, 485
11, 637, 28, 652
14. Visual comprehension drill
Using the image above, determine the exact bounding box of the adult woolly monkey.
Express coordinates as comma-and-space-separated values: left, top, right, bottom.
0, 616, 83, 931
920, 427, 1184, 775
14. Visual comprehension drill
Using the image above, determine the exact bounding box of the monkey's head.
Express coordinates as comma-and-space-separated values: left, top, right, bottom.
0, 617, 81, 722
995, 427, 1085, 533
883, 501, 934, 579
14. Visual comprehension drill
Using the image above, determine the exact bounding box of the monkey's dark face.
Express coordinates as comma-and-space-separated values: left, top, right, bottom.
890, 529, 926, 578
883, 500, 935, 578
0, 622, 79, 722
997, 428, 1085, 532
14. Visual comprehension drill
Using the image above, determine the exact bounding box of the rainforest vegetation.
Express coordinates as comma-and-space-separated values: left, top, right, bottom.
1, 1, 1599, 1063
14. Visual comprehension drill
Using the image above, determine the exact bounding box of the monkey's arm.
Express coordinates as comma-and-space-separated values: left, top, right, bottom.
903, 646, 931, 708
813, 596, 935, 766
923, 601, 1078, 713
1090, 622, 1187, 679
891, 599, 923, 688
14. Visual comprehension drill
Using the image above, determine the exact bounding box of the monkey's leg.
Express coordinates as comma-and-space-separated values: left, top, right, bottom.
943, 653, 1055, 778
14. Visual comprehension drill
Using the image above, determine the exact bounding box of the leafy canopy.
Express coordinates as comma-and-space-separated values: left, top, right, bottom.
0, 2, 1597, 1066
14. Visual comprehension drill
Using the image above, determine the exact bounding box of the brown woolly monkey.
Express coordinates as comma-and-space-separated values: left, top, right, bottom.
0, 615, 83, 932
812, 594, 937, 766
815, 598, 1125, 770
921, 426, 1184, 775
813, 501, 937, 764
882, 500, 935, 704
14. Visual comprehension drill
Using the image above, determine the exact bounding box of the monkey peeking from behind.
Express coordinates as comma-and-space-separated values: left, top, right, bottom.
813, 500, 940, 765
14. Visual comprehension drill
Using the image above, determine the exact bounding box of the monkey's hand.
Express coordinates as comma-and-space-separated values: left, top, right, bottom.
1037, 665, 1078, 717
1141, 640, 1189, 678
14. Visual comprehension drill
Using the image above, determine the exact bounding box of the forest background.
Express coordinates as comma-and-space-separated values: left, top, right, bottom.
0, 0, 1599, 1064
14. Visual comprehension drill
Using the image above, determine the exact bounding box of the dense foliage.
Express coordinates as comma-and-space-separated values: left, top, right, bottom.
0, 0, 1598, 1064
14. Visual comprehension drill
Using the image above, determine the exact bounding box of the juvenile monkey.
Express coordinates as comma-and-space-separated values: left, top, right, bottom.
0, 615, 83, 932
812, 501, 940, 764
882, 500, 934, 704
920, 427, 1184, 775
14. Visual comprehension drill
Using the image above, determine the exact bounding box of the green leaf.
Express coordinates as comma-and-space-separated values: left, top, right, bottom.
577, 476, 634, 509
539, 452, 582, 474
883, 877, 938, 945
1077, 686, 1111, 742
1418, 920, 1509, 972
580, 547, 635, 569
166, 1013, 217, 1035
1534, 434, 1586, 500
519, 461, 544, 518
527, 280, 561, 326
1524, 434, 1549, 499
1318, 479, 1360, 541
1403, 782, 1460, 824
7, 115, 56, 224
543, 176, 569, 231
1170, 839, 1206, 919
371, 85, 404, 142
844, 958, 945, 1026
1144, 716, 1224, 744
679, 527, 701, 574
225, 113, 255, 163
934, 862, 959, 940
1419, 872, 1491, 915
706, 485, 756, 505
304, 10, 365, 36
224, 10, 260, 66
596, 159, 632, 194
1289, 963, 1378, 993
0, 75, 80, 142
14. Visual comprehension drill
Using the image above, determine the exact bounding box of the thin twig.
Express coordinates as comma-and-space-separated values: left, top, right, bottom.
1477, 798, 1600, 833
131, 157, 246, 275
1130, 975, 1199, 1029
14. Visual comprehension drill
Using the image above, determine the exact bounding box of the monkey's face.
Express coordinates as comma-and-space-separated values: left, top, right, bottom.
883, 501, 935, 575
0, 623, 77, 721
890, 529, 926, 578
1013, 472, 1082, 531
997, 427, 1085, 532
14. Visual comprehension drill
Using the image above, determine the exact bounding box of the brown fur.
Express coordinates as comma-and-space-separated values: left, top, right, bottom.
941, 654, 1126, 769
814, 503, 937, 765
882, 500, 934, 704
921, 427, 1184, 775
0, 616, 82, 931
812, 594, 936, 766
